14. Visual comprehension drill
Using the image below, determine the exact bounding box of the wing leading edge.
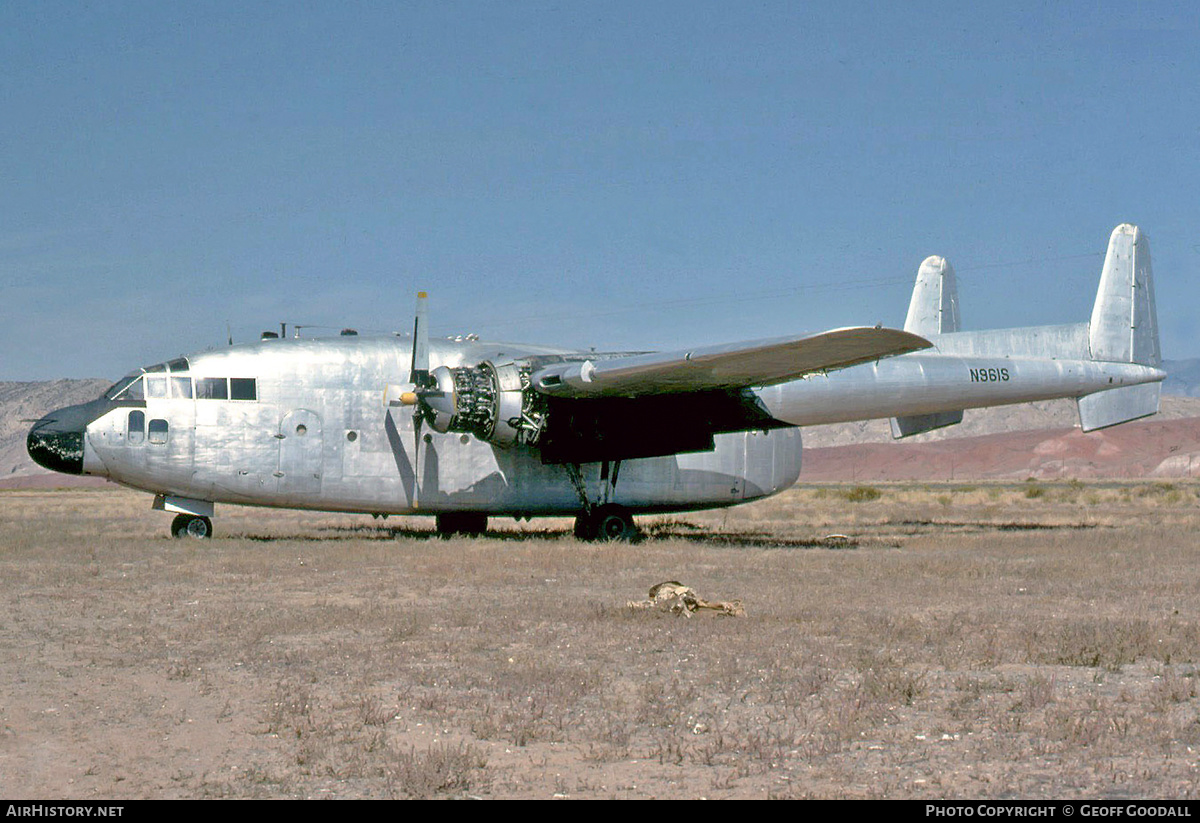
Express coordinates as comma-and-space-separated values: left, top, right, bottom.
530, 326, 932, 399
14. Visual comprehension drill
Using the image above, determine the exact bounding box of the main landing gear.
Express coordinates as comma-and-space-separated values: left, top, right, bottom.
573, 504, 638, 542
435, 512, 489, 537
565, 460, 639, 542
171, 514, 213, 539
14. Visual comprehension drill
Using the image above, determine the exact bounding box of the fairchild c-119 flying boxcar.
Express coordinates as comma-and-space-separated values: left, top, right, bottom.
29, 225, 1164, 540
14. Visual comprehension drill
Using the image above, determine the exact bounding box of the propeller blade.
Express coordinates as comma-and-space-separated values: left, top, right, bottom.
410, 291, 430, 389
412, 415, 424, 510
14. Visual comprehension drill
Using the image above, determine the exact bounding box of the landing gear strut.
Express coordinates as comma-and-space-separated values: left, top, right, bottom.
171, 514, 213, 539
565, 460, 638, 541
574, 504, 638, 542
436, 512, 488, 537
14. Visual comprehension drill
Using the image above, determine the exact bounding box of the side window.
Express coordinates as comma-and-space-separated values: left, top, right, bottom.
197, 377, 228, 400
171, 376, 193, 399
230, 378, 257, 401
194, 377, 257, 400
148, 419, 169, 445
128, 410, 145, 445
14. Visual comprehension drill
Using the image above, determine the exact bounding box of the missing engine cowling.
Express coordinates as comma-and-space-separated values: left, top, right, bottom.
423, 361, 547, 447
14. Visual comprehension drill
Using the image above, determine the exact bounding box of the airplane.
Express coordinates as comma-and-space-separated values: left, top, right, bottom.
27, 224, 1164, 541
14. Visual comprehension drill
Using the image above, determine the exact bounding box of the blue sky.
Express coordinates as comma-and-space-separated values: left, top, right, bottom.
2, 1, 1197, 380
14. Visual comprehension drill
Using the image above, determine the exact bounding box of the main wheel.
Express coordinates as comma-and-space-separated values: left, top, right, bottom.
435, 512, 488, 537
573, 513, 597, 541
171, 514, 213, 539
580, 505, 637, 542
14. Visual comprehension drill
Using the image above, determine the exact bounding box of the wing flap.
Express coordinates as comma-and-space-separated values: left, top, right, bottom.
531, 326, 931, 398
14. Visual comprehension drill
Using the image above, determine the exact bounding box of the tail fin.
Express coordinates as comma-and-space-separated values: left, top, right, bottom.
891, 256, 964, 438
904, 255, 961, 336
1077, 224, 1162, 430
1088, 224, 1160, 367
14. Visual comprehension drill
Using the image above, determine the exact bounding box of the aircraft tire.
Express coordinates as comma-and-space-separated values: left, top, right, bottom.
435, 513, 488, 537
171, 514, 213, 539
573, 514, 597, 540
590, 505, 638, 543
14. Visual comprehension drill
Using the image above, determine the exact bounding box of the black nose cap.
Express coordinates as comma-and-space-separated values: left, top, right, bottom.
27, 415, 85, 475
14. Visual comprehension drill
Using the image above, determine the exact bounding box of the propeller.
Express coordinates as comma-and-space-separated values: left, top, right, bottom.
409, 292, 430, 508
386, 291, 437, 508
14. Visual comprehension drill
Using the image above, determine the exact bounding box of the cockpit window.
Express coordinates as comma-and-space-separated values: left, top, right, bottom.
106, 374, 144, 401
144, 376, 168, 399
104, 359, 193, 400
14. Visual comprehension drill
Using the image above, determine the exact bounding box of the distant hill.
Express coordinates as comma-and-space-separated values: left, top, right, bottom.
803, 415, 1200, 482
1163, 359, 1200, 398
0, 380, 110, 483
801, 395, 1200, 448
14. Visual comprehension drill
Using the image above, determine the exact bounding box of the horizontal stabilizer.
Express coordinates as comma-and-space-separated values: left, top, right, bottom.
1077, 383, 1161, 431
532, 327, 932, 398
890, 410, 964, 439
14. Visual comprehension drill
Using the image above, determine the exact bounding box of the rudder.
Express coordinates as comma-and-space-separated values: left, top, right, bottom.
891, 255, 964, 438
1088, 224, 1160, 368
1078, 224, 1162, 430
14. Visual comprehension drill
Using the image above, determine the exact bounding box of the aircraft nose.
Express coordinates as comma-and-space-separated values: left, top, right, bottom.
27, 409, 87, 475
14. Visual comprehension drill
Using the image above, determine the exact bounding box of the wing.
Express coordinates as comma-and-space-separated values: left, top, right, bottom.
530, 326, 931, 398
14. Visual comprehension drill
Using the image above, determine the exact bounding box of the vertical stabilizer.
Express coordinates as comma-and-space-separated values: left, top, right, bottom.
904, 256, 961, 335
892, 255, 963, 438
1078, 224, 1162, 430
1088, 224, 1160, 367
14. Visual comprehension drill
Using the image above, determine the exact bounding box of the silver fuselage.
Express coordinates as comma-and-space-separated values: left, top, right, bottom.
72, 320, 1161, 518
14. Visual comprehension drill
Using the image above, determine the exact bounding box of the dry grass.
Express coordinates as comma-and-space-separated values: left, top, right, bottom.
2, 481, 1200, 798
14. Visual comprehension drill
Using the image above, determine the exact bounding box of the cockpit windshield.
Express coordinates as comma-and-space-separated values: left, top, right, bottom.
105, 373, 143, 400
103, 358, 190, 400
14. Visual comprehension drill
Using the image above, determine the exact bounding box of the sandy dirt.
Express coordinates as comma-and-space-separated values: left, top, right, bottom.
4, 484, 1200, 799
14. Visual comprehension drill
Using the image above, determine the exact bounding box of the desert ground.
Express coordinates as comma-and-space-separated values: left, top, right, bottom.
3, 482, 1200, 799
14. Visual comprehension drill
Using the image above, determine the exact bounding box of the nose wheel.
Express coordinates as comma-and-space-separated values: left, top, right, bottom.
171, 514, 213, 539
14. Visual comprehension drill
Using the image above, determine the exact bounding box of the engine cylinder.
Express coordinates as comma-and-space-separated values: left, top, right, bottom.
423, 361, 528, 446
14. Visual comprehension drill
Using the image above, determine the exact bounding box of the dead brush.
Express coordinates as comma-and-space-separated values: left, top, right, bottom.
1149, 667, 1198, 710
856, 651, 928, 706
357, 694, 392, 727
385, 741, 489, 799
12, 483, 1200, 798
839, 485, 882, 502
1014, 674, 1056, 712
265, 680, 315, 738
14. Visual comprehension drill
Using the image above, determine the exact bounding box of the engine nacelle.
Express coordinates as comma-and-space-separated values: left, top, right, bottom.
422, 361, 538, 447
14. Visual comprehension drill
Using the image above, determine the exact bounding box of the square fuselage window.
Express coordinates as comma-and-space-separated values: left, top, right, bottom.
197, 378, 228, 400
230, 378, 257, 401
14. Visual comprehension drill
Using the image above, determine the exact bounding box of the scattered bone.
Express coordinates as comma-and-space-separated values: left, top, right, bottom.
626, 581, 745, 618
